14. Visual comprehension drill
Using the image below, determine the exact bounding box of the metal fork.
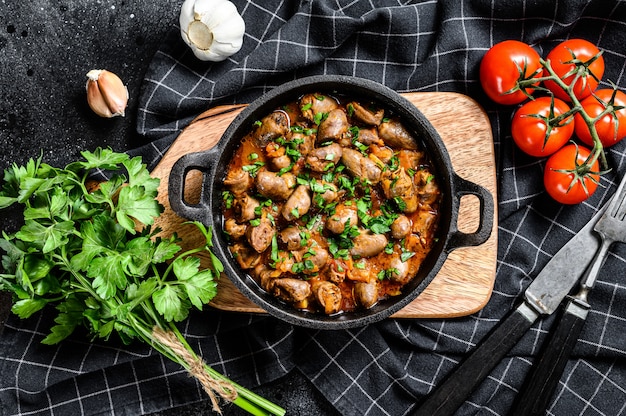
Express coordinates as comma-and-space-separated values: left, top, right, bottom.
510, 174, 626, 416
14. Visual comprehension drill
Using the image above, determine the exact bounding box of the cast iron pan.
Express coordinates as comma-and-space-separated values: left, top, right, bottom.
168, 75, 494, 329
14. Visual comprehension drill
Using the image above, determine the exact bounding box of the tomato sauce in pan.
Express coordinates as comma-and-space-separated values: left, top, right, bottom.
221, 92, 441, 315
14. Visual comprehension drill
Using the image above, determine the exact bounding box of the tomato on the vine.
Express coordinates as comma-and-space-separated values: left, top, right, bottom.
544, 143, 600, 204
511, 96, 574, 157
543, 39, 604, 102
480, 40, 541, 105
574, 88, 626, 148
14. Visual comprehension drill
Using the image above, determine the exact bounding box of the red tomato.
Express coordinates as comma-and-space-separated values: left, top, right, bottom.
511, 97, 574, 157
543, 39, 604, 102
544, 144, 600, 204
574, 88, 626, 148
480, 40, 542, 105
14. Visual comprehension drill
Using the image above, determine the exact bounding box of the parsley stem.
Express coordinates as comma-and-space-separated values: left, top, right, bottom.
125, 317, 285, 416
167, 324, 286, 416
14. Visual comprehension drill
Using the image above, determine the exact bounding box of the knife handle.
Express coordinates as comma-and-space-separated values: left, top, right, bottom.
508, 298, 590, 416
413, 303, 539, 416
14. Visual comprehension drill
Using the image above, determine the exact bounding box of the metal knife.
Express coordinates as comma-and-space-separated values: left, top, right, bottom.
412, 200, 609, 416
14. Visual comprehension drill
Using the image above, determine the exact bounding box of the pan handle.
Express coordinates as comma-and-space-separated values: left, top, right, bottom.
168, 149, 219, 224
446, 174, 494, 250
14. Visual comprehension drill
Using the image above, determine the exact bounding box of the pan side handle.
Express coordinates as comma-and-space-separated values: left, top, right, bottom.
446, 173, 494, 250
168, 150, 219, 225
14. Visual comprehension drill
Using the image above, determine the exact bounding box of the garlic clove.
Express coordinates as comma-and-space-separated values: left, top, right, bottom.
179, 0, 195, 32
85, 69, 128, 118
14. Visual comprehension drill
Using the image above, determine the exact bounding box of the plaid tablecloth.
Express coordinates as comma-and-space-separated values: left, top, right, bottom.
2, 0, 626, 415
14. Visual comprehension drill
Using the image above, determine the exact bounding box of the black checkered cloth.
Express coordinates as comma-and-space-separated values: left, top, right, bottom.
2, 0, 626, 415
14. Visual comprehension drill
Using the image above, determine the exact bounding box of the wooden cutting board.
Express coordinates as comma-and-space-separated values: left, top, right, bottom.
150, 92, 498, 318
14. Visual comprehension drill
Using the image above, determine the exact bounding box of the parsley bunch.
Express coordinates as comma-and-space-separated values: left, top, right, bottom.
0, 148, 284, 416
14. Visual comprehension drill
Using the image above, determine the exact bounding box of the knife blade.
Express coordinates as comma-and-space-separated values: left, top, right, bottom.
412, 200, 609, 416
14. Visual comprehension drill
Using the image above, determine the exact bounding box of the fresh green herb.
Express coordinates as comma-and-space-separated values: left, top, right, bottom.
301, 102, 313, 112
384, 242, 394, 255
349, 126, 360, 139
393, 196, 407, 212
322, 162, 335, 172
290, 125, 317, 136
309, 180, 327, 193
258, 195, 274, 208
337, 174, 358, 197
291, 262, 305, 274
299, 230, 311, 247
355, 196, 397, 235
313, 112, 328, 126
222, 190, 234, 209
0, 148, 284, 416
276, 136, 304, 163
327, 222, 359, 259
377, 268, 399, 280
270, 234, 279, 266
305, 213, 323, 230
304, 259, 315, 270
250, 218, 261, 226
346, 103, 355, 117
388, 154, 400, 171
242, 160, 265, 178
400, 249, 415, 262
368, 218, 392, 234
277, 163, 295, 176
322, 201, 338, 216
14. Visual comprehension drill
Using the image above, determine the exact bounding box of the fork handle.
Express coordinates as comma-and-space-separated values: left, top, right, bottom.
509, 297, 590, 416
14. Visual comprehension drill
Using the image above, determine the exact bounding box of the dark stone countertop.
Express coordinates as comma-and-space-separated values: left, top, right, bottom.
0, 1, 336, 415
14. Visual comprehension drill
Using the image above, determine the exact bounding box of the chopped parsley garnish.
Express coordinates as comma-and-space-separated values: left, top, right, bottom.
327, 222, 359, 259
242, 160, 265, 177
222, 190, 234, 209
313, 112, 329, 125
347, 103, 355, 117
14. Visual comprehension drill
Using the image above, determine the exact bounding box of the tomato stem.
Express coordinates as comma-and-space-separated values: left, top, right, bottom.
539, 57, 609, 171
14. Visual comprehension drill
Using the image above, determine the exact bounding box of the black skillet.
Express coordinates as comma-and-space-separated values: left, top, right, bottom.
168, 75, 494, 330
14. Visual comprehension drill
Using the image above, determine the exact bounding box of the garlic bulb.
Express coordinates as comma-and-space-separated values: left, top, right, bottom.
179, 0, 245, 62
